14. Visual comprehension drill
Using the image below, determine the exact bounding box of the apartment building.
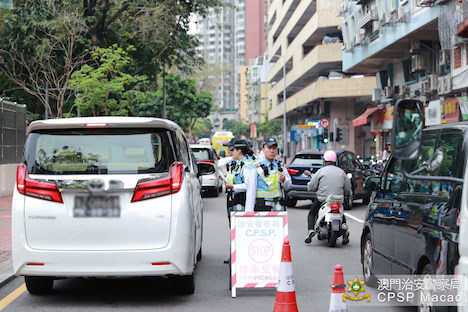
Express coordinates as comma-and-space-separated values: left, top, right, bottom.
342, 0, 468, 158
266, 0, 376, 158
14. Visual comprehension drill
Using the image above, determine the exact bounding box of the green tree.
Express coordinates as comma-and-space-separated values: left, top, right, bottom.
156, 74, 212, 129
191, 118, 213, 138
257, 120, 282, 137
223, 119, 250, 138
69, 45, 147, 116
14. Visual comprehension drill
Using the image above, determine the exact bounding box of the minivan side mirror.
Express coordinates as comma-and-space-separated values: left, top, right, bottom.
391, 99, 423, 160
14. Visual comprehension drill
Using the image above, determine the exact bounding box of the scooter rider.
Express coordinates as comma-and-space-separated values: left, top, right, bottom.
244, 137, 292, 212
305, 150, 351, 244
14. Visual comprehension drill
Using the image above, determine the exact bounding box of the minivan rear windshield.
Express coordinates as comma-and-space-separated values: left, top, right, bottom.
291, 154, 323, 166
191, 148, 213, 161
24, 128, 176, 175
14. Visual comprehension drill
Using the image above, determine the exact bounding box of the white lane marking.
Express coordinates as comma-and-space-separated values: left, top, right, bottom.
344, 213, 364, 223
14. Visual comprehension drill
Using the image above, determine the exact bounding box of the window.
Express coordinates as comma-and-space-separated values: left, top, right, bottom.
403, 131, 439, 194
384, 158, 405, 195
176, 131, 190, 166
26, 129, 175, 174
454, 46, 462, 69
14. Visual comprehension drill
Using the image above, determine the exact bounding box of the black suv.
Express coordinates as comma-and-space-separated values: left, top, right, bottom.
285, 150, 371, 209
361, 100, 463, 311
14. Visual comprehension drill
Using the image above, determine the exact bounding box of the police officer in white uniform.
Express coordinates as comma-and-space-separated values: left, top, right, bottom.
242, 137, 292, 212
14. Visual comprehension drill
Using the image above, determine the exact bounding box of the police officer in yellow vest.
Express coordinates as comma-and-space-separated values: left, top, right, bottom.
244, 137, 292, 212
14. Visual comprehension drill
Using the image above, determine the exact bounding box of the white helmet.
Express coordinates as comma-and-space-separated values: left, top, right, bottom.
323, 150, 337, 162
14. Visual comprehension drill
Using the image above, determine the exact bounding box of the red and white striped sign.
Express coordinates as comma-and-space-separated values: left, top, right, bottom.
230, 211, 288, 298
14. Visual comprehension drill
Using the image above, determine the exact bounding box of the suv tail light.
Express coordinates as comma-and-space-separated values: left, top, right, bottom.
16, 163, 63, 203
287, 167, 299, 175
131, 161, 184, 202
330, 203, 341, 213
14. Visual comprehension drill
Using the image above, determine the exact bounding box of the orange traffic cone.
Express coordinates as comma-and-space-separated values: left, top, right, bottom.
273, 240, 299, 312
329, 264, 348, 312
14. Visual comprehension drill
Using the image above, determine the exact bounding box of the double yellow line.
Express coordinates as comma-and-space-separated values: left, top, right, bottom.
0, 284, 26, 310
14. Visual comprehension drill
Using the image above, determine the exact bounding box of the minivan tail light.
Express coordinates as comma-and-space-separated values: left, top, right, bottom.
330, 203, 341, 213
287, 167, 299, 175
131, 161, 184, 202
197, 160, 215, 164
16, 163, 63, 203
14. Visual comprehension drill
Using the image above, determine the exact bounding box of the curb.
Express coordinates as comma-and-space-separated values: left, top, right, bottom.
0, 269, 15, 288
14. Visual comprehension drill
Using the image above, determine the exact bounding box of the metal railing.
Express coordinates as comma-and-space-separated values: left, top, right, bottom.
0, 98, 26, 164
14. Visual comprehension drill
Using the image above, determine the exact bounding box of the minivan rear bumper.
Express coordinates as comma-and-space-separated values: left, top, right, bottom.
13, 233, 195, 277
285, 189, 316, 200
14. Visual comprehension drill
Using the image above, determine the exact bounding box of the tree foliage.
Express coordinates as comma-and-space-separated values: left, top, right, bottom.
69, 44, 147, 116
0, 0, 222, 118
257, 120, 282, 137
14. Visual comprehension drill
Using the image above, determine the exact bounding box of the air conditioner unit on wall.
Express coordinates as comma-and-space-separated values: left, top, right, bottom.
411, 54, 426, 73
381, 12, 393, 26
398, 85, 408, 97
445, 76, 452, 92
372, 20, 380, 33
437, 77, 445, 94
439, 50, 449, 67
428, 74, 438, 90
395, 8, 406, 22
354, 33, 365, 46
384, 86, 394, 98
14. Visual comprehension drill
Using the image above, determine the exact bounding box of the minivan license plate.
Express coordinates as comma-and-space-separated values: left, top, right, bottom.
74, 195, 120, 218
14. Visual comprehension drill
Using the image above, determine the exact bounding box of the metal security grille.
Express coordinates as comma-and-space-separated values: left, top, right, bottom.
0, 99, 26, 164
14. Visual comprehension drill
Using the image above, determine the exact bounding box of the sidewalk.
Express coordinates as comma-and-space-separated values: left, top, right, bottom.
0, 195, 14, 286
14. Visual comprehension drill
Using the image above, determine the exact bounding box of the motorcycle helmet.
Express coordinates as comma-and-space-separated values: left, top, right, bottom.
323, 150, 337, 162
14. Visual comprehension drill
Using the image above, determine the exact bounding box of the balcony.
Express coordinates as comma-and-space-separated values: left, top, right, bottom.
358, 11, 378, 29
268, 75, 377, 120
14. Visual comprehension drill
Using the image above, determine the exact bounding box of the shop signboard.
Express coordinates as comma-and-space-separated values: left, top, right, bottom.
442, 98, 460, 123
459, 96, 468, 121
381, 107, 394, 130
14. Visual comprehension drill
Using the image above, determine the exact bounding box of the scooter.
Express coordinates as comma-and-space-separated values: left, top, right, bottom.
314, 194, 349, 247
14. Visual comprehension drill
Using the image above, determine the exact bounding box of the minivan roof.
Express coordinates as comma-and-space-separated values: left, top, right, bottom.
425, 121, 468, 131
28, 117, 181, 133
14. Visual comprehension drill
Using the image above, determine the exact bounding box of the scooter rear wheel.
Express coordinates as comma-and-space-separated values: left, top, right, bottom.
327, 229, 339, 247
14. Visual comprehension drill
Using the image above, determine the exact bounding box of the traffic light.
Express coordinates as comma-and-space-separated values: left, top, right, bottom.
336, 127, 343, 142
373, 136, 378, 142
330, 132, 334, 142
323, 129, 329, 143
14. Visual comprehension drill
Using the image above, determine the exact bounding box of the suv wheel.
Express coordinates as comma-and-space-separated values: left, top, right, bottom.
25, 276, 54, 295
362, 234, 377, 287
173, 273, 195, 294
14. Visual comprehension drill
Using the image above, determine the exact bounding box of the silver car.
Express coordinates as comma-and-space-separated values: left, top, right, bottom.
190, 144, 222, 197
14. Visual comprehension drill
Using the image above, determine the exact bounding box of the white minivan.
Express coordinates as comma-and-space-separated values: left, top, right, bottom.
12, 117, 203, 294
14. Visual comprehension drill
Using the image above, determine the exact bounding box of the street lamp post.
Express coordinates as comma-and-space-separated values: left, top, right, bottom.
271, 55, 287, 164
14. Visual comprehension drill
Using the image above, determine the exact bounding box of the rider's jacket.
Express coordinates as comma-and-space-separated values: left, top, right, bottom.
307, 164, 351, 202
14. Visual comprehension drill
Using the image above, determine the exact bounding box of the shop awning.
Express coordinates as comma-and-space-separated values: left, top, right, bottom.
352, 107, 380, 127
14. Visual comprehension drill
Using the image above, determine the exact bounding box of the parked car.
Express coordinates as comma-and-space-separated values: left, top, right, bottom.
362, 99, 464, 311
190, 144, 222, 197
13, 117, 203, 295
284, 150, 372, 208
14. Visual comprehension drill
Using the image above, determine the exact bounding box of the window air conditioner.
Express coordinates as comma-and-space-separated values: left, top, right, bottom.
372, 20, 380, 33
437, 77, 445, 94
444, 76, 452, 93
428, 74, 438, 91
381, 12, 393, 26
395, 8, 406, 22
439, 50, 449, 67
384, 86, 394, 98
411, 54, 425, 73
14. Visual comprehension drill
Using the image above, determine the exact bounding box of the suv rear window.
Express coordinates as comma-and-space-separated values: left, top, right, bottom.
291, 154, 323, 166
24, 128, 175, 174
191, 148, 216, 161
